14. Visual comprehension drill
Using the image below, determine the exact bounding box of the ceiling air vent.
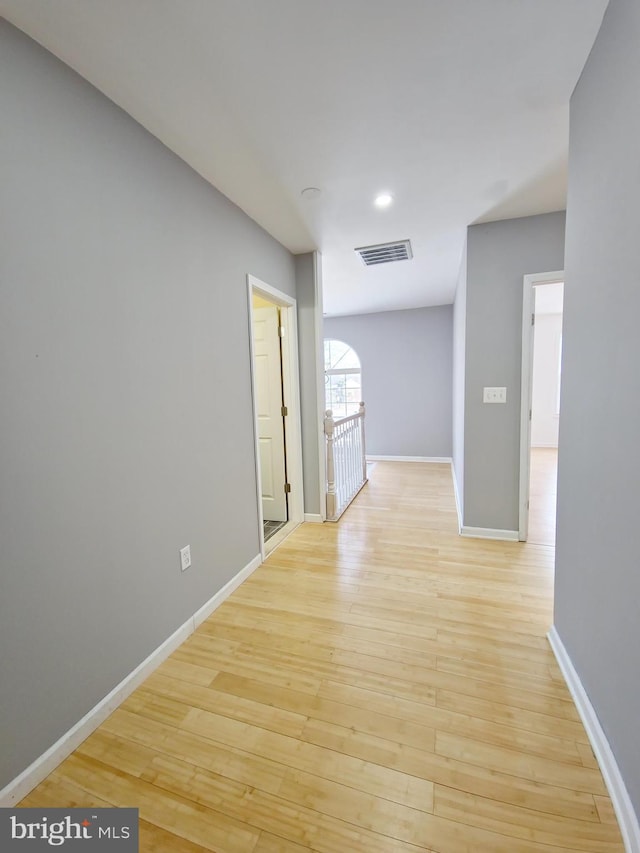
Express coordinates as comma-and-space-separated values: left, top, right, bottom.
355, 239, 413, 266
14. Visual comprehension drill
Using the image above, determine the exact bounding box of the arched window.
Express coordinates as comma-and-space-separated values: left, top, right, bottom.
324, 339, 362, 419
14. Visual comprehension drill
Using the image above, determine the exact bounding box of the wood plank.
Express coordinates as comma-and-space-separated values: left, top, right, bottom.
253, 833, 313, 853
315, 679, 583, 765
142, 671, 309, 738
299, 716, 601, 823
211, 671, 437, 752
435, 731, 608, 795
101, 707, 287, 795
434, 785, 622, 852
435, 689, 588, 743
52, 753, 260, 853
141, 752, 429, 853
181, 706, 434, 812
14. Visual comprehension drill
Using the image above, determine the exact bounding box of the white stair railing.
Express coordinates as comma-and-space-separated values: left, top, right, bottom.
325, 402, 368, 521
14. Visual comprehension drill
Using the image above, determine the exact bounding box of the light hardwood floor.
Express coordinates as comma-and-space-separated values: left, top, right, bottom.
20, 461, 623, 852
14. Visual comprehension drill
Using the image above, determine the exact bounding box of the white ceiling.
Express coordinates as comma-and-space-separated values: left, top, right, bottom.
0, 0, 608, 317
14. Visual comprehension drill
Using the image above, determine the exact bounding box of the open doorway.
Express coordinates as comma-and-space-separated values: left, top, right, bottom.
248, 275, 304, 557
519, 272, 564, 543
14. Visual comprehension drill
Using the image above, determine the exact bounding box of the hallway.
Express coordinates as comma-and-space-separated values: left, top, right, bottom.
20, 462, 622, 852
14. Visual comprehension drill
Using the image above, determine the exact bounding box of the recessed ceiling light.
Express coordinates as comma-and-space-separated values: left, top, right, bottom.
301, 187, 321, 199
374, 193, 393, 208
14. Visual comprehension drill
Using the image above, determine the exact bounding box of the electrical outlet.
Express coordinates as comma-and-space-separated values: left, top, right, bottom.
180, 545, 191, 572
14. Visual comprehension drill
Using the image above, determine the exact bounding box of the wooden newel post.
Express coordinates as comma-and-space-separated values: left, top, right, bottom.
325, 409, 337, 520
359, 401, 367, 483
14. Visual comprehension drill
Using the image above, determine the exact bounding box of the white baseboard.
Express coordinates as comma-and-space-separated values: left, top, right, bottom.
193, 553, 262, 628
366, 455, 453, 463
304, 513, 324, 523
451, 462, 463, 533
460, 526, 519, 541
0, 552, 263, 807
548, 627, 640, 853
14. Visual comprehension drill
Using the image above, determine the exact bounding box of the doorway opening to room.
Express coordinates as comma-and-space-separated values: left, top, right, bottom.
248, 275, 304, 556
519, 272, 564, 544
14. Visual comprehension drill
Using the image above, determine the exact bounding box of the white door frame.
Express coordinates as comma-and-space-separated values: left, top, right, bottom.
313, 252, 328, 522
519, 270, 564, 541
247, 274, 304, 558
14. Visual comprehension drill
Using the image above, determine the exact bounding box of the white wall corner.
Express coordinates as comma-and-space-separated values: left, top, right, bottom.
304, 513, 324, 523
0, 552, 263, 808
548, 627, 640, 853
460, 526, 519, 541
314, 251, 327, 522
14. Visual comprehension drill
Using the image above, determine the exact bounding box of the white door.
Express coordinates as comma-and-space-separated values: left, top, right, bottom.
253, 306, 288, 522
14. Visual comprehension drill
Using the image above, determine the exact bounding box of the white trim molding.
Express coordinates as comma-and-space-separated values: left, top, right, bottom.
366, 455, 453, 463
0, 553, 263, 807
247, 274, 305, 559
548, 627, 640, 853
460, 526, 519, 541
451, 462, 463, 533
193, 554, 262, 628
304, 513, 324, 523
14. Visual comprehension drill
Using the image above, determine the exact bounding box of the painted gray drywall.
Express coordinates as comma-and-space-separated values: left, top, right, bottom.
452, 243, 467, 514
295, 252, 322, 516
324, 306, 453, 458
463, 211, 565, 530
555, 0, 640, 815
0, 20, 296, 789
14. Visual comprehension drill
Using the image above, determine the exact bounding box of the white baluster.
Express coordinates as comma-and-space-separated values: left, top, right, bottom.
359, 401, 367, 482
339, 422, 346, 510
351, 420, 357, 496
325, 410, 337, 520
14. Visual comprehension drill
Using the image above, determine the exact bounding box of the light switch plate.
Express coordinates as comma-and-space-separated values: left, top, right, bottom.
483, 386, 507, 404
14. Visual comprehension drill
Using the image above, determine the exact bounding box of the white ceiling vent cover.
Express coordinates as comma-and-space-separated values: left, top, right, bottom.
355, 239, 413, 266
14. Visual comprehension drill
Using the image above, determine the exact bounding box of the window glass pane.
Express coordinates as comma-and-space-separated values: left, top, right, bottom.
333, 347, 360, 370
331, 375, 346, 399
324, 340, 332, 371
324, 339, 347, 369
324, 339, 360, 370
324, 340, 362, 414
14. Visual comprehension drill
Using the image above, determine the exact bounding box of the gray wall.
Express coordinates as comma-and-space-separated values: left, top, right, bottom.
555, 0, 640, 816
0, 20, 297, 789
463, 211, 565, 531
295, 252, 323, 516
324, 306, 453, 458
452, 242, 467, 514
